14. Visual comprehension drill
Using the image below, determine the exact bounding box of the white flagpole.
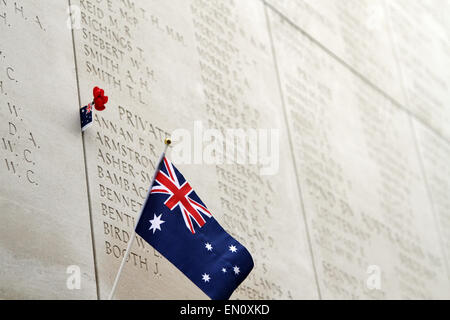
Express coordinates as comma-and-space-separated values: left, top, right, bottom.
107, 138, 171, 300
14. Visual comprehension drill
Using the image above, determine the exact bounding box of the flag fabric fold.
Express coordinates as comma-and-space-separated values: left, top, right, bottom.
135, 157, 254, 300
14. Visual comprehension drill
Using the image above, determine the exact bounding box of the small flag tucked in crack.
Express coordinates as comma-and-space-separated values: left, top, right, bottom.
80, 102, 93, 131
135, 157, 254, 300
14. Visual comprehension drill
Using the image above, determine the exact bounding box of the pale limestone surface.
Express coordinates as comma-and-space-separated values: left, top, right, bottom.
268, 9, 450, 298
267, 0, 450, 141
385, 0, 450, 141
413, 120, 450, 281
0, 1, 96, 299
265, 0, 406, 107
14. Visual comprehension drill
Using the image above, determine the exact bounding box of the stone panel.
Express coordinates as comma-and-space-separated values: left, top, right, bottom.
268, 8, 450, 299
268, 0, 450, 141
386, 0, 450, 140
413, 119, 450, 278
265, 0, 405, 105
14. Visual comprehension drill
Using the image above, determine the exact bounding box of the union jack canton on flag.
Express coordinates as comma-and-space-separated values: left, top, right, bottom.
135, 157, 254, 300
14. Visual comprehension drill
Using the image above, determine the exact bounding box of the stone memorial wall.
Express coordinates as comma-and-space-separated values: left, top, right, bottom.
1, 0, 449, 299
0, 1, 96, 299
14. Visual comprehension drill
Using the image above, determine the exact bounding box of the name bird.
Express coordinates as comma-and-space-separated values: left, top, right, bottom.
180, 304, 214, 318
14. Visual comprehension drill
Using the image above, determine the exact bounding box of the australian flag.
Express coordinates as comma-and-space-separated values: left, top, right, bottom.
135, 157, 254, 300
80, 102, 93, 131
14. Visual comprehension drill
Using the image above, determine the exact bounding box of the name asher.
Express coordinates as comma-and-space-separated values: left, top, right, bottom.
180, 303, 270, 317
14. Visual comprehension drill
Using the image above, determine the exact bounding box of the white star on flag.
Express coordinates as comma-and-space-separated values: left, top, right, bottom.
202, 273, 211, 282
149, 214, 165, 234
205, 242, 213, 251
222, 268, 227, 273
229, 245, 237, 253
233, 266, 240, 275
